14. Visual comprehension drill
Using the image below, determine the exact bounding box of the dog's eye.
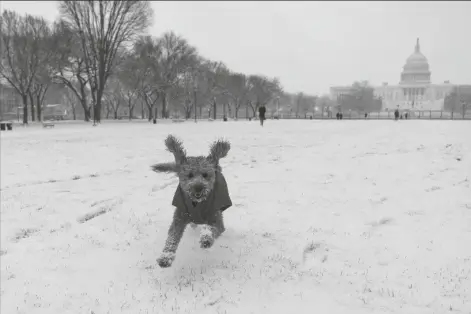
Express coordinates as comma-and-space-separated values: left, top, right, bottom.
188, 172, 194, 178
202, 172, 208, 178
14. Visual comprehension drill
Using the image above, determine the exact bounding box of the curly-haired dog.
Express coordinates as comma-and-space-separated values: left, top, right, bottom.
151, 134, 232, 268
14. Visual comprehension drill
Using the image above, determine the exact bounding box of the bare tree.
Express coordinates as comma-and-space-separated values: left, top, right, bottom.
346, 81, 382, 113
117, 52, 147, 120
102, 75, 125, 119
247, 75, 282, 118
62, 85, 78, 120
195, 59, 228, 119
131, 35, 162, 120
52, 19, 92, 121
0, 10, 53, 124
58, 1, 153, 123
156, 31, 198, 118
218, 72, 251, 120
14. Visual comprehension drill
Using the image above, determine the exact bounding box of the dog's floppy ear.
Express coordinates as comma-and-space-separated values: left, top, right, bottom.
151, 162, 178, 173
207, 139, 230, 164
165, 134, 187, 164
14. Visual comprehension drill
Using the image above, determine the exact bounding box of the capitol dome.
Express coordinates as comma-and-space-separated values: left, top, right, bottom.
400, 38, 431, 84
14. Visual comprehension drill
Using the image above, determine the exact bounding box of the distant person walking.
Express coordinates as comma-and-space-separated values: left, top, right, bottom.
405, 112, 409, 120
258, 105, 266, 126
394, 109, 400, 121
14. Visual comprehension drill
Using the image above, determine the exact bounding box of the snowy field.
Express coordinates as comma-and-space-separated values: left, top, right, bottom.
1, 120, 470, 314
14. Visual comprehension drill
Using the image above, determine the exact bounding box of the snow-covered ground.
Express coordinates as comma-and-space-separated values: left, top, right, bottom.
1, 120, 470, 314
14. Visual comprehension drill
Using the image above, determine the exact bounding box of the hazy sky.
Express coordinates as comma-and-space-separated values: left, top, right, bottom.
2, 1, 470, 95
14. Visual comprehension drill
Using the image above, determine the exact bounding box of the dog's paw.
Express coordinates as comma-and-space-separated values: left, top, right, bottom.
200, 235, 214, 249
200, 225, 215, 249
157, 252, 175, 268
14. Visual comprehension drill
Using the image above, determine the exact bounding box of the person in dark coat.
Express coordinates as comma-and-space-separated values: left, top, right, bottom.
258, 105, 266, 126
394, 109, 400, 121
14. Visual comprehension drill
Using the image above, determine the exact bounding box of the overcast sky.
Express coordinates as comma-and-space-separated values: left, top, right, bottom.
2, 1, 470, 95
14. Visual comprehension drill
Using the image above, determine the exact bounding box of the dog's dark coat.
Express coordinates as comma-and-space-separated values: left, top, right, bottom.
172, 171, 232, 224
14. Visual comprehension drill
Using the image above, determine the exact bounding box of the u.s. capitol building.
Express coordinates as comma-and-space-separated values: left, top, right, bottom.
330, 38, 467, 111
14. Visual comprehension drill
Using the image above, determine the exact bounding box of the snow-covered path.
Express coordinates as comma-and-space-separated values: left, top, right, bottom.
1, 120, 470, 314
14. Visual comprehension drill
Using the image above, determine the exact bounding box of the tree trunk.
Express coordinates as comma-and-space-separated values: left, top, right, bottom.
147, 104, 153, 121
141, 101, 144, 119
36, 94, 42, 121
95, 91, 103, 123
213, 98, 217, 120
82, 101, 91, 122
114, 108, 118, 119
22, 94, 28, 124
29, 92, 35, 122
129, 104, 134, 120
79, 84, 90, 122
246, 101, 249, 120
161, 92, 167, 118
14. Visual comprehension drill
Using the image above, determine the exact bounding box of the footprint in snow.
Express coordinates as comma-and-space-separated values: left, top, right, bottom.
302, 241, 329, 267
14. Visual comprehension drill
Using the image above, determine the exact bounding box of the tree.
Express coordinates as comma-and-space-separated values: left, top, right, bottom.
444, 86, 471, 116
155, 31, 198, 118
194, 59, 227, 118
0, 10, 53, 124
58, 0, 153, 123
247, 75, 282, 118
295, 92, 317, 118
218, 72, 251, 120
62, 85, 78, 120
132, 35, 162, 120
102, 75, 125, 119
172, 70, 197, 119
344, 81, 382, 113
52, 19, 92, 121
116, 52, 144, 120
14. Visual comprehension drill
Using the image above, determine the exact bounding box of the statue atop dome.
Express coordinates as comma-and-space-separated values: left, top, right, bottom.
400, 38, 431, 84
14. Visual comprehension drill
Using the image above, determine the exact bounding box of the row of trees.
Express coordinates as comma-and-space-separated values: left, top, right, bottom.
1, 1, 386, 124
1, 1, 298, 124
337, 81, 383, 113
444, 86, 471, 115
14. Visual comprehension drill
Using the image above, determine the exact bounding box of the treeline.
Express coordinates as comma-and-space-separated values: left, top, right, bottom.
2, 1, 320, 124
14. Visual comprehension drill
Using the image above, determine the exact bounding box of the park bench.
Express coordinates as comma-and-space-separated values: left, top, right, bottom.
172, 119, 185, 123
43, 122, 55, 128
0, 121, 13, 131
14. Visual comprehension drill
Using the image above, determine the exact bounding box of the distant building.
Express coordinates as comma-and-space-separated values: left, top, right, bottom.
330, 38, 470, 111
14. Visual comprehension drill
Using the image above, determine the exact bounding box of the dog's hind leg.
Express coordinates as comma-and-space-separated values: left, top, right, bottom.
199, 211, 225, 249
214, 210, 225, 236
157, 208, 188, 268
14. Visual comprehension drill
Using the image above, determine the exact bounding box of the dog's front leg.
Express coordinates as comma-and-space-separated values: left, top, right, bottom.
157, 208, 188, 268
200, 211, 225, 249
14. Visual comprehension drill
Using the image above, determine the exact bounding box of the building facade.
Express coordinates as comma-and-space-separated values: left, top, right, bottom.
330, 38, 468, 111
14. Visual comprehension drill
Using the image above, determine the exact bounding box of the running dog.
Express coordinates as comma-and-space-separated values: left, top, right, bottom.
151, 134, 232, 268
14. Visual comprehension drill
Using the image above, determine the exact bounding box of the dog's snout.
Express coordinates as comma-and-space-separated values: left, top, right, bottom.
193, 184, 204, 194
